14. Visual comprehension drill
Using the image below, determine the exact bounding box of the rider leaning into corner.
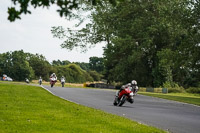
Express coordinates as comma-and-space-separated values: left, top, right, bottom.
116, 80, 139, 98
131, 80, 139, 94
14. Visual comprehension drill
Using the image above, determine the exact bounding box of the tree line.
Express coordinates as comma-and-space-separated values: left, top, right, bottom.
0, 50, 104, 83
6, 0, 200, 88
52, 0, 200, 88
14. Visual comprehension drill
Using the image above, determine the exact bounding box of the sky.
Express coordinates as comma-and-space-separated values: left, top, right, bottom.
0, 1, 105, 63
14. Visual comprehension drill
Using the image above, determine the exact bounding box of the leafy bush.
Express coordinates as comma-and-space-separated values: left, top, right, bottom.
56, 64, 94, 83
186, 87, 200, 94
163, 81, 185, 93
168, 88, 185, 93
88, 71, 102, 81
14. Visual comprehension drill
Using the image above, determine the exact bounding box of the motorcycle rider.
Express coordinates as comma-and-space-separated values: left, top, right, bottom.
116, 80, 138, 98
50, 73, 57, 80
50, 73, 57, 87
38, 76, 42, 85
60, 76, 65, 87
126, 83, 132, 89
131, 80, 139, 94
25, 78, 29, 84
60, 76, 65, 82
114, 82, 135, 106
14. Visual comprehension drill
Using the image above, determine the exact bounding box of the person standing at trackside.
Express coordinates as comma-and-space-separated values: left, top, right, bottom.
38, 76, 42, 85
131, 80, 139, 94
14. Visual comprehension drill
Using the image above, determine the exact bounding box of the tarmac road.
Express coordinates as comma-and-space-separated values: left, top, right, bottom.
43, 85, 200, 133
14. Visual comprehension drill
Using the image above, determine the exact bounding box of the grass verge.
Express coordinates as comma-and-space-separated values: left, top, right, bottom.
0, 83, 165, 133
138, 92, 200, 106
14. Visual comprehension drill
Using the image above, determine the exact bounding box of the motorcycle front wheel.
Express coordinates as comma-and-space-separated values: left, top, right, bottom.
118, 95, 127, 106
51, 84, 54, 88
129, 98, 134, 103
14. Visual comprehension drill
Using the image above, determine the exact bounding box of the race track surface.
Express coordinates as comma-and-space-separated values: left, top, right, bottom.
43, 85, 200, 133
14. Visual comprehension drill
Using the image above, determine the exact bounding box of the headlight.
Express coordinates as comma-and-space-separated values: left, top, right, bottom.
130, 92, 134, 96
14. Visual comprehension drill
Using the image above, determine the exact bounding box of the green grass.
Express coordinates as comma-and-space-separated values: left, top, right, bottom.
0, 83, 165, 133
138, 92, 200, 106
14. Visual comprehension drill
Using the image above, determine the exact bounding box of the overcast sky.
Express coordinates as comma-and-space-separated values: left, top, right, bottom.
0, 1, 105, 63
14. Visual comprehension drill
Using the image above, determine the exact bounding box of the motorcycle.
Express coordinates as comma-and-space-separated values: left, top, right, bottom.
50, 77, 57, 87
113, 87, 135, 106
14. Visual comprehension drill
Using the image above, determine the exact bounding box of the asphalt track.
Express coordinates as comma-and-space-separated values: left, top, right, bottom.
43, 85, 200, 133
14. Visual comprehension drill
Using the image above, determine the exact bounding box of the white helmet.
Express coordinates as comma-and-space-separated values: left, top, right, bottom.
131, 80, 137, 85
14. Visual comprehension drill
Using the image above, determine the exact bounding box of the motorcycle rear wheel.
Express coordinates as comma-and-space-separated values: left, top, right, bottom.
113, 96, 119, 106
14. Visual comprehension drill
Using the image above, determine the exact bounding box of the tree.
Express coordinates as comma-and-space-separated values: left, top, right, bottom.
27, 53, 51, 80
157, 49, 175, 86
62, 60, 71, 65
52, 60, 63, 66
89, 57, 104, 73
0, 50, 34, 81
52, 59, 71, 66
73, 62, 90, 71
105, 0, 200, 87
52, 0, 200, 87
56, 64, 93, 83
52, 60, 71, 66
7, 0, 118, 22
51, 1, 114, 52
88, 70, 102, 81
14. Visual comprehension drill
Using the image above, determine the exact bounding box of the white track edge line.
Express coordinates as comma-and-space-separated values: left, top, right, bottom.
40, 85, 80, 105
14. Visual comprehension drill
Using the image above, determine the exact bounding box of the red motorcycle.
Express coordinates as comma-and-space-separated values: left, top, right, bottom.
113, 87, 134, 106
50, 77, 57, 87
